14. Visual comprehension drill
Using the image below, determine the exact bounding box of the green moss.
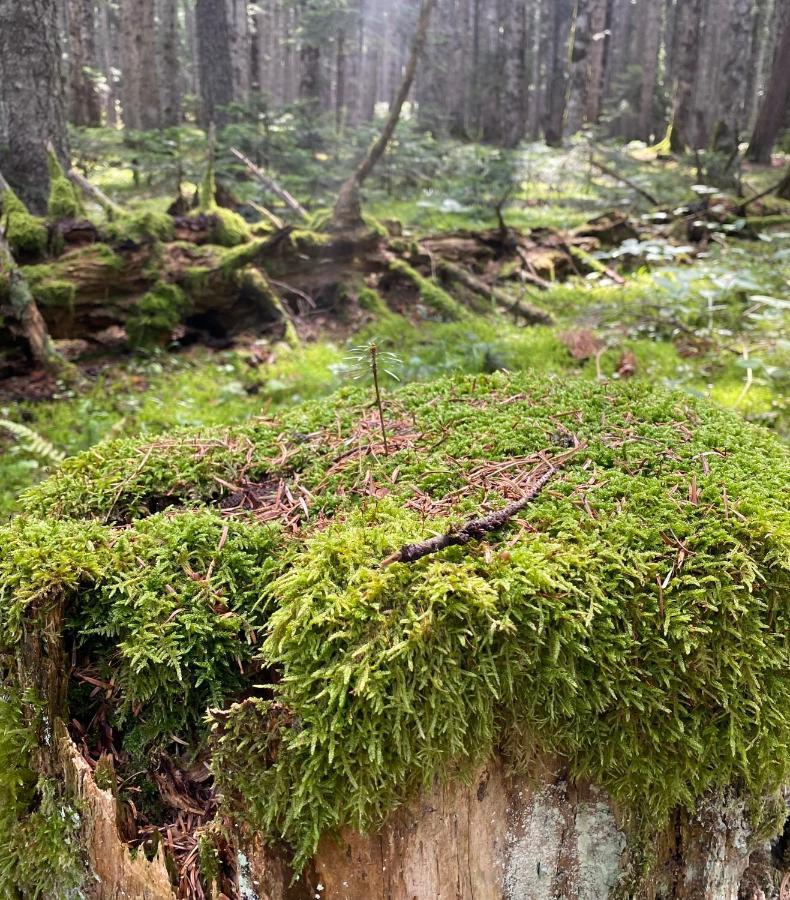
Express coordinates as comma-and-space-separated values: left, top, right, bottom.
127, 282, 189, 347
290, 228, 331, 250
46, 150, 85, 221
210, 208, 251, 248
388, 259, 468, 320
105, 209, 175, 244
4, 373, 790, 873
0, 691, 84, 896
31, 279, 76, 309
357, 286, 392, 317
1, 189, 48, 259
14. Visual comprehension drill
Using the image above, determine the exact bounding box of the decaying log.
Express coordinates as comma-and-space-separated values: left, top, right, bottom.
438, 257, 554, 325
0, 227, 72, 374
230, 148, 309, 221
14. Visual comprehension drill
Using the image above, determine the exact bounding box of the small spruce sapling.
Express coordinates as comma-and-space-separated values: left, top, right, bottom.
344, 342, 401, 454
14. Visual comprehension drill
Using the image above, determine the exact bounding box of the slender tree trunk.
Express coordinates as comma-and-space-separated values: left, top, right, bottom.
137, 0, 160, 129
96, 0, 118, 126
159, 0, 182, 127
119, 0, 141, 129
0, 0, 69, 214
502, 0, 528, 147
68, 0, 102, 127
745, 0, 776, 131
333, 0, 438, 230
584, 0, 607, 123
637, 0, 663, 141
335, 28, 347, 131
670, 0, 704, 151
227, 0, 251, 107
196, 0, 235, 127
542, 0, 575, 146
566, 0, 592, 136
748, 0, 790, 162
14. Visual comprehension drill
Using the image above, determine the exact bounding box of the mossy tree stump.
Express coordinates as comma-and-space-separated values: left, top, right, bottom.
0, 373, 788, 898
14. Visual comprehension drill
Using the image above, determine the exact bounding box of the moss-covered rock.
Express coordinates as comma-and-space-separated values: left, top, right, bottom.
0, 189, 48, 259
2, 373, 789, 873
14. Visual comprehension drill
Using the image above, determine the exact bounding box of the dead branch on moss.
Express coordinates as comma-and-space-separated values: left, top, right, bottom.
381, 444, 585, 566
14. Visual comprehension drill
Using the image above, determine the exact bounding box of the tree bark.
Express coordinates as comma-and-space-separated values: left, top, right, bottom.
138, 0, 161, 129
119, 0, 141, 129
0, 0, 69, 214
68, 0, 102, 127
670, 0, 705, 151
583, 0, 607, 123
332, 0, 439, 230
542, 0, 575, 146
637, 0, 663, 141
747, 0, 790, 162
159, 0, 182, 127
196, 0, 235, 128
96, 0, 119, 127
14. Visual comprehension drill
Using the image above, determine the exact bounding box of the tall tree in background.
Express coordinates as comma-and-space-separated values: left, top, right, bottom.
196, 0, 235, 127
637, 0, 663, 141
670, 0, 704, 151
542, 0, 574, 146
159, 0, 182, 127
68, 0, 102, 127
119, 0, 141, 128
748, 0, 790, 162
583, 0, 607, 124
0, 0, 69, 213
137, 0, 161, 129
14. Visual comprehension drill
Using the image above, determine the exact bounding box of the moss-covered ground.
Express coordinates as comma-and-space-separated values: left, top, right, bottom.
0, 126, 788, 892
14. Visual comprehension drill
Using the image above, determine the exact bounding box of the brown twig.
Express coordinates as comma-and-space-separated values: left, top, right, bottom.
380, 445, 584, 566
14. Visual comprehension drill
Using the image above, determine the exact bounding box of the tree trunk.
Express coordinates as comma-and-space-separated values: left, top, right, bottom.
542, 0, 575, 146
119, 0, 141, 129
670, 0, 704, 151
747, 0, 790, 162
196, 0, 235, 128
0, 0, 69, 214
96, 0, 119, 127
332, 0, 438, 230
583, 0, 607, 123
159, 0, 182, 127
227, 0, 251, 107
637, 0, 663, 141
68, 0, 102, 127
137, 0, 161, 129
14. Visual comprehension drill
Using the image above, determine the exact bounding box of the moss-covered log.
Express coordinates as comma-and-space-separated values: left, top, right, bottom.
1, 372, 788, 898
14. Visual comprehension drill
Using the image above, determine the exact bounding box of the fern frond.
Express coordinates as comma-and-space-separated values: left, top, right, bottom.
0, 420, 66, 465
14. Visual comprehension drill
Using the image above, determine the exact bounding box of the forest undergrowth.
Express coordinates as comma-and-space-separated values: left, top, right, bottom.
1, 128, 788, 519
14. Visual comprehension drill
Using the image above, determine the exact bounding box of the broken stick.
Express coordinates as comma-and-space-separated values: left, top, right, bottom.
230, 148, 309, 221
381, 446, 583, 566
590, 157, 660, 206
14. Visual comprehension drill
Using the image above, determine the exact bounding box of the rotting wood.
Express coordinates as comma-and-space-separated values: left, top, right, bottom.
0, 225, 72, 375
230, 147, 309, 220
381, 445, 583, 566
437, 257, 554, 325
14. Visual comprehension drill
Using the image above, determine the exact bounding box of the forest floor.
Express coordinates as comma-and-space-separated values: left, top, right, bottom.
1, 131, 788, 519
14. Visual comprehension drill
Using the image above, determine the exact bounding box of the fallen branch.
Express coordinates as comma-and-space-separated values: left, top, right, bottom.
738, 165, 790, 210
590, 157, 660, 206
0, 227, 73, 376
67, 166, 124, 219
381, 446, 583, 566
514, 248, 553, 290
437, 259, 553, 326
230, 148, 308, 221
